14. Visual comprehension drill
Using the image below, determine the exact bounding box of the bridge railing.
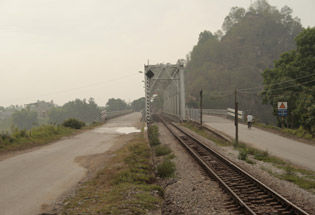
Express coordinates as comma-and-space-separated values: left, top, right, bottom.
227, 108, 245, 122
185, 108, 227, 122
101, 110, 132, 121
185, 108, 244, 122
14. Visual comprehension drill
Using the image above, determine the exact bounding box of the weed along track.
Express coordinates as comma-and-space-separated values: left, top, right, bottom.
159, 116, 310, 215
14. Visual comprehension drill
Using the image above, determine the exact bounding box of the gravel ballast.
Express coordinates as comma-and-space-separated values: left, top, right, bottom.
156, 122, 315, 215
157, 123, 232, 215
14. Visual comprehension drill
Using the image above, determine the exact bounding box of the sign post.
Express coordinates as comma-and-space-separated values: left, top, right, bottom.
277, 102, 288, 128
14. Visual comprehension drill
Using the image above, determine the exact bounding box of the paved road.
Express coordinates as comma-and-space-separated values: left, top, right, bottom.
203, 115, 315, 171
0, 113, 141, 215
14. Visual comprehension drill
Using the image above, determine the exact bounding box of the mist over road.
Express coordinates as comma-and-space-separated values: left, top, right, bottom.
0, 113, 141, 215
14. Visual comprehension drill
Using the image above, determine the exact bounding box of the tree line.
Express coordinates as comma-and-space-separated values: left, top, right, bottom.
185, 0, 303, 124
262, 27, 315, 134
184, 0, 314, 135
1, 97, 144, 130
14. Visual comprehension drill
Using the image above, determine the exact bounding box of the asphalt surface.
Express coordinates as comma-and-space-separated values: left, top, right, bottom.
203, 115, 315, 171
0, 112, 141, 215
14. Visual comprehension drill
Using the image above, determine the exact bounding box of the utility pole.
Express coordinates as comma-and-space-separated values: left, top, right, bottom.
235, 89, 238, 144
179, 66, 186, 120
200, 90, 203, 127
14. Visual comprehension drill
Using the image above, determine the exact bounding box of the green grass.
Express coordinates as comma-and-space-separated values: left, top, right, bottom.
0, 119, 103, 152
256, 123, 315, 142
238, 148, 248, 161
269, 165, 315, 193
148, 125, 160, 146
157, 158, 176, 178
154, 145, 172, 156
182, 121, 231, 147
61, 134, 163, 215
148, 125, 176, 178
0, 124, 75, 151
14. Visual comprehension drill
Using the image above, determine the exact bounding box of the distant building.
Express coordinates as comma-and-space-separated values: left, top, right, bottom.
24, 100, 55, 119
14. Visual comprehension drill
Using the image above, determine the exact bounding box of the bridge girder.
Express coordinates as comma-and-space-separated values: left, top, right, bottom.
144, 60, 186, 124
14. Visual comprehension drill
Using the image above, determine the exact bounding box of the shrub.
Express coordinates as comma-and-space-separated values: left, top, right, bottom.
148, 125, 160, 146
253, 150, 269, 161
157, 158, 175, 178
238, 148, 248, 161
155, 145, 171, 156
148, 125, 159, 138
62, 118, 85, 129
150, 136, 160, 146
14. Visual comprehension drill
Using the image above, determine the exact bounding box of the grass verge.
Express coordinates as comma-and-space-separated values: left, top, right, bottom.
148, 125, 176, 178
0, 125, 75, 152
182, 121, 315, 194
0, 121, 103, 153
154, 145, 172, 157
255, 123, 315, 142
61, 133, 164, 215
182, 121, 230, 147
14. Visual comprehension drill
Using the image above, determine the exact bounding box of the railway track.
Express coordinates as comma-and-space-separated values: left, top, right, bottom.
159, 116, 310, 215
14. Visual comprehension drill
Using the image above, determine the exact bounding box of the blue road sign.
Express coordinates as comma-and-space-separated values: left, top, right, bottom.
278, 109, 287, 116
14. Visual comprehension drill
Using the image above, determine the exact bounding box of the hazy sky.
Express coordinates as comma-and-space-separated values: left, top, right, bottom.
1, 0, 314, 107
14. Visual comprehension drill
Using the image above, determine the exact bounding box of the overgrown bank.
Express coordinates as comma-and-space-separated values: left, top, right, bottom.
0, 119, 101, 153
61, 133, 164, 215
255, 123, 315, 143
148, 125, 176, 178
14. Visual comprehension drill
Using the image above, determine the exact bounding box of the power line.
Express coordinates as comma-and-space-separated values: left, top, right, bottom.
238, 72, 315, 92
203, 91, 235, 98
238, 78, 315, 95
197, 72, 315, 96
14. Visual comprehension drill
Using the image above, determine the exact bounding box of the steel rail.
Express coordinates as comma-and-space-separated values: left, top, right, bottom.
160, 117, 310, 215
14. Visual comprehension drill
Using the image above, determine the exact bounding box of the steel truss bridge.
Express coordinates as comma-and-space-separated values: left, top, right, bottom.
143, 60, 186, 125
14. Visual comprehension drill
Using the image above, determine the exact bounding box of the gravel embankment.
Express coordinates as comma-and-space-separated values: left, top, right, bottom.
158, 123, 315, 215
157, 123, 232, 215
179, 124, 315, 215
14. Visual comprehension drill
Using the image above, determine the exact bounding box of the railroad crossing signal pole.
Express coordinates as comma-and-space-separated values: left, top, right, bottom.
145, 69, 154, 127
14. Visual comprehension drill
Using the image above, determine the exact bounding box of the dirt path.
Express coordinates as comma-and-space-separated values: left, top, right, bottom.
203, 115, 315, 171
0, 113, 141, 215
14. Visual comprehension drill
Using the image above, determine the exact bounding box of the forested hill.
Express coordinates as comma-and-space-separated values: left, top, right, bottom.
185, 0, 303, 123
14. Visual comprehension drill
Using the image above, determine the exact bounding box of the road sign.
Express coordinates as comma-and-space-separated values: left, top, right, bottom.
146, 70, 154, 79
278, 102, 287, 110
278, 109, 287, 116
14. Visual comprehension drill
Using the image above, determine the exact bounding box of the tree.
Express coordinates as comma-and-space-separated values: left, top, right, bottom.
185, 0, 303, 124
262, 27, 315, 134
48, 98, 101, 124
48, 107, 67, 124
197, 30, 213, 45
12, 109, 38, 130
131, 97, 145, 112
105, 98, 128, 112
222, 6, 246, 33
